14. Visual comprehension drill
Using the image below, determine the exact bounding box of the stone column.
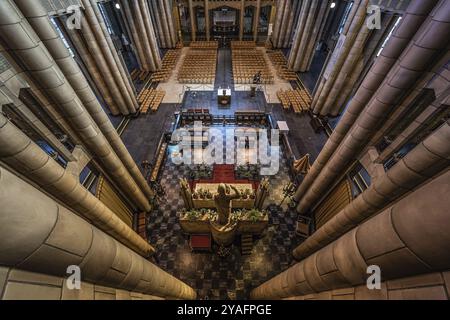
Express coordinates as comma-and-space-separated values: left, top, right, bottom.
293, 0, 320, 70
14, 0, 154, 202
293, 121, 450, 260
320, 14, 372, 116
0, 0, 151, 211
150, 0, 167, 48
158, 0, 172, 48
164, 0, 178, 47
253, 0, 261, 42
82, 0, 138, 114
239, 0, 245, 41
296, 0, 449, 214
312, 0, 368, 115
204, 0, 210, 41
78, 12, 130, 115
64, 22, 120, 115
119, 0, 147, 69
0, 113, 155, 257
251, 170, 450, 299
140, 0, 162, 68
188, 0, 196, 42
282, 0, 296, 48
0, 165, 196, 300
293, 0, 439, 203
276, 0, 289, 47
288, 0, 310, 69
300, 0, 331, 71
131, 0, 156, 70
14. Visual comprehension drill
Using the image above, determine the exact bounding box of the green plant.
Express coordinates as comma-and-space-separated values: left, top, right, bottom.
184, 209, 201, 221
244, 209, 266, 222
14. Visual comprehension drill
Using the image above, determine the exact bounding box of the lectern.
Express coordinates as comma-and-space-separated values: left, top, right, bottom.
218, 88, 231, 106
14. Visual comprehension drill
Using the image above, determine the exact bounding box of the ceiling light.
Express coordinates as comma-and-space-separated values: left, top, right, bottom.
330, 2, 336, 9
115, 3, 121, 10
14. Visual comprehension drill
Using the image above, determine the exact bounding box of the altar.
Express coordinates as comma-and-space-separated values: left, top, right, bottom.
193, 183, 255, 209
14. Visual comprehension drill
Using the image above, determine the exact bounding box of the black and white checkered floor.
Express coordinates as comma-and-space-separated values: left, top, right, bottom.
147, 156, 303, 300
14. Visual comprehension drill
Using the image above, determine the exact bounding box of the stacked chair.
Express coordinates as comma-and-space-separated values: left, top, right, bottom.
231, 41, 273, 85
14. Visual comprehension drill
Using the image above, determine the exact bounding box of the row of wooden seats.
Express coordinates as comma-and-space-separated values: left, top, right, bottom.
130, 69, 140, 81
267, 50, 298, 81
267, 50, 287, 67
231, 40, 256, 50
131, 69, 151, 82
189, 41, 219, 49
278, 67, 298, 81
150, 49, 181, 82
178, 49, 217, 84
138, 88, 166, 114
277, 89, 311, 114
232, 49, 273, 84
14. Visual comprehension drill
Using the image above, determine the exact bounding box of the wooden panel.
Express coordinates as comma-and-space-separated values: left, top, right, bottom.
96, 176, 133, 227
314, 179, 353, 229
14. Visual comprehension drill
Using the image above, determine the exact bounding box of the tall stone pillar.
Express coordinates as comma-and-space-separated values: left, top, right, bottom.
239, 0, 245, 41
251, 170, 450, 299
0, 0, 151, 211
150, 0, 167, 48
272, 0, 289, 48
294, 0, 320, 70
253, 0, 261, 42
120, 0, 148, 70
159, 0, 172, 47
288, 0, 310, 69
292, 0, 331, 72
312, 0, 368, 115
188, 0, 196, 42
140, 0, 162, 68
0, 165, 196, 300
319, 4, 372, 115
293, 121, 450, 260
282, 0, 296, 48
0, 113, 155, 257
204, 0, 210, 41
121, 0, 161, 71
81, 0, 138, 114
275, 0, 289, 47
164, 0, 178, 47
13, 0, 154, 203
296, 0, 449, 214
63, 21, 120, 115
293, 0, 440, 203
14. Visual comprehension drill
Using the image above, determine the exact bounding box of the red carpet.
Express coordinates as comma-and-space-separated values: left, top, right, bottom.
194, 164, 259, 190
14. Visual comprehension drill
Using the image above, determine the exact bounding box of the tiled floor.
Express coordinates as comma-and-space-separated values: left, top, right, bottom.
148, 156, 302, 300
120, 46, 328, 300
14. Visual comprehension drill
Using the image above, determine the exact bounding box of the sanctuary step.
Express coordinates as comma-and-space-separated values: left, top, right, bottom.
241, 234, 254, 256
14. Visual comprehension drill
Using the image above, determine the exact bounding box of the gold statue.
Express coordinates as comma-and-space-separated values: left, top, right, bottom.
214, 183, 240, 226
